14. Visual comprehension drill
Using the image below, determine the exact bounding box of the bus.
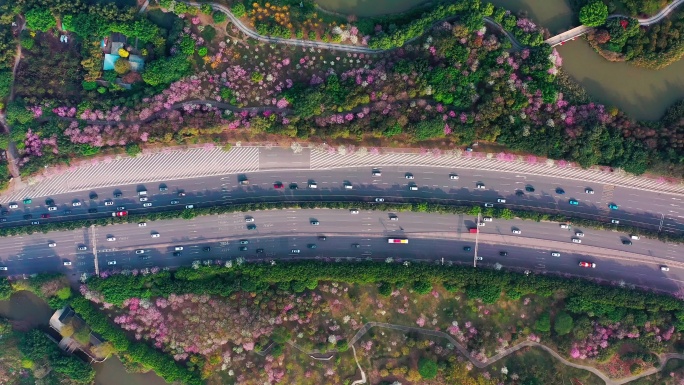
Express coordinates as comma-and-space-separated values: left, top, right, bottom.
387, 238, 409, 244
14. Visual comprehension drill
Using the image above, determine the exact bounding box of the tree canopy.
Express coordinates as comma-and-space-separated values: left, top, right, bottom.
579, 1, 609, 27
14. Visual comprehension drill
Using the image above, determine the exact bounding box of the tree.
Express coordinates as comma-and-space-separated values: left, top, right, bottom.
231, 3, 246, 18
554, 311, 574, 335
594, 29, 611, 44
418, 357, 438, 379
200, 3, 212, 14
142, 55, 191, 86
413, 280, 432, 295
113, 58, 130, 75
59, 322, 75, 338
378, 282, 393, 296
535, 312, 551, 332
25, 8, 56, 32
213, 11, 226, 23
579, 1, 609, 27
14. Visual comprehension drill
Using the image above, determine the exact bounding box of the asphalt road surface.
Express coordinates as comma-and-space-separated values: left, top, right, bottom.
0, 208, 681, 293
1, 165, 682, 234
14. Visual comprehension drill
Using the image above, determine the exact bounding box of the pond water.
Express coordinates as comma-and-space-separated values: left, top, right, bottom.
315, 0, 684, 121
93, 356, 169, 385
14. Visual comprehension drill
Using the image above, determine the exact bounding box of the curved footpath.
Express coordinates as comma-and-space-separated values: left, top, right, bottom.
288, 321, 683, 385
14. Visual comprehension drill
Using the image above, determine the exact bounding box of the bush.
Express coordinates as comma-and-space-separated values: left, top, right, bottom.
200, 3, 212, 15
25, 8, 56, 32
413, 280, 432, 295
125, 143, 141, 157
554, 311, 574, 335
418, 357, 438, 379
142, 55, 191, 86
198, 47, 208, 57
213, 11, 227, 23
81, 80, 97, 91
113, 58, 131, 75
535, 312, 551, 332
580, 1, 609, 27
378, 282, 393, 296
231, 3, 246, 18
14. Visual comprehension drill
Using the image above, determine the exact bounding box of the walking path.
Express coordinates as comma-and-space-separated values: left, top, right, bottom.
288, 321, 683, 385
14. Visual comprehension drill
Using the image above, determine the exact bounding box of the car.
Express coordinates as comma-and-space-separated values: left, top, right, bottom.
159, 186, 168, 192
63, 261, 72, 266
476, 256, 483, 261
245, 217, 255, 222
23, 198, 32, 204
630, 235, 640, 240
0, 218, 5, 222
185, 204, 194, 209
140, 255, 151, 260
572, 238, 582, 244
172, 252, 181, 257
138, 190, 147, 197
247, 224, 257, 230
525, 186, 535, 192
0, 267, 7, 271
40, 214, 50, 218
170, 200, 180, 205
178, 192, 186, 197
515, 190, 525, 196
114, 192, 123, 198
449, 174, 459, 180
116, 206, 125, 211
611, 219, 620, 224
106, 237, 116, 241
139, 197, 148, 202
560, 224, 570, 229
138, 222, 147, 227
375, 198, 385, 202
87, 208, 98, 213
135, 249, 145, 254
89, 193, 98, 200
463, 246, 472, 251
405, 173, 414, 179
273, 182, 284, 189
476, 183, 486, 189
408, 185, 418, 191
47, 206, 57, 211
203, 247, 211, 252
8, 203, 18, 209
372, 170, 382, 176
499, 251, 508, 256
289, 183, 299, 190
661, 266, 670, 272
143, 203, 153, 207
497, 198, 506, 203
389, 215, 398, 221
63, 209, 72, 214
310, 220, 320, 225
575, 231, 584, 237
585, 188, 594, 194
344, 183, 353, 189
551, 252, 561, 257
579, 262, 596, 268
104, 200, 114, 206
318, 236, 327, 241
151, 233, 160, 238
483, 217, 493, 222
239, 240, 249, 245
239, 246, 248, 251
477, 222, 486, 227
350, 209, 359, 214
78, 246, 88, 251
484, 203, 494, 208
107, 260, 116, 265
465, 147, 473, 152
308, 244, 317, 249
72, 201, 82, 207
622, 240, 633, 245
569, 199, 579, 206
30, 220, 40, 225
291, 249, 301, 254
48, 242, 56, 247
113, 211, 128, 217
174, 246, 184, 251
352, 243, 360, 248
512, 229, 521, 234
555, 188, 565, 195
23, 214, 32, 220
308, 183, 318, 189
256, 248, 264, 253
608, 204, 619, 210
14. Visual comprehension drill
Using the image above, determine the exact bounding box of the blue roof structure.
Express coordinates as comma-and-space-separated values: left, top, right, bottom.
103, 54, 120, 71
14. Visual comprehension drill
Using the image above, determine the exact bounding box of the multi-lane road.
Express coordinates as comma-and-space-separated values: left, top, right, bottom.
0, 157, 683, 292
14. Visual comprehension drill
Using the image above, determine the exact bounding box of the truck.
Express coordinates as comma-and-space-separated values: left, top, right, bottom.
469, 228, 478, 234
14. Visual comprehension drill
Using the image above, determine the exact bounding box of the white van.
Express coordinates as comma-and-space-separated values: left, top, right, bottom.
308, 183, 318, 189
344, 184, 353, 189
409, 186, 418, 191
138, 190, 147, 196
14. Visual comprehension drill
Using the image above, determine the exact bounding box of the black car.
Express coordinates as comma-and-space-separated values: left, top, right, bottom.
289, 183, 298, 190
318, 236, 327, 241
1, 210, 8, 216
23, 214, 32, 219
307, 244, 317, 249
159, 185, 168, 191
555, 188, 565, 195
256, 248, 264, 253
114, 192, 123, 198
622, 240, 633, 245
178, 192, 186, 197
45, 198, 54, 205
247, 224, 257, 230
499, 251, 508, 256
202, 247, 211, 252
63, 209, 72, 214
172, 251, 181, 257
463, 246, 472, 251
515, 190, 524, 196
351, 243, 360, 248
88, 208, 98, 213
89, 192, 98, 199
525, 186, 535, 192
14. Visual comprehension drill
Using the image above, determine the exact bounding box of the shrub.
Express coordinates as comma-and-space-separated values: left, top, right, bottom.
200, 3, 212, 14
198, 47, 208, 57
113, 58, 131, 75
81, 81, 97, 91
378, 282, 393, 296
125, 143, 141, 157
142, 55, 191, 86
535, 312, 551, 332
213, 11, 227, 23
25, 8, 56, 32
554, 311, 574, 335
413, 280, 432, 295
580, 1, 609, 27
231, 3, 246, 18
418, 358, 438, 379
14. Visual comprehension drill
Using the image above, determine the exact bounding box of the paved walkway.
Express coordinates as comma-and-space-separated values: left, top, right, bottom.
289, 321, 683, 385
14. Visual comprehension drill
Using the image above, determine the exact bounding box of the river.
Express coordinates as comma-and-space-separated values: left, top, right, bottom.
315, 0, 684, 121
0, 291, 168, 385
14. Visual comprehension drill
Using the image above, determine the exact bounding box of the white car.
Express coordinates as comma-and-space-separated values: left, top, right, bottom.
72, 201, 82, 207
408, 185, 418, 191
476, 256, 483, 261
483, 217, 493, 222
497, 198, 506, 203
245, 217, 255, 222
106, 237, 116, 241
107, 260, 116, 265
630, 235, 640, 240
372, 171, 381, 176
477, 222, 486, 227
375, 198, 384, 202
405, 174, 414, 179
308, 183, 318, 189
0, 267, 7, 270
48, 242, 56, 248
139, 197, 148, 202
344, 184, 353, 189
151, 233, 160, 238
47, 206, 57, 211
449, 174, 459, 180
661, 266, 670, 272
585, 188, 594, 194
611, 219, 620, 224
135, 249, 145, 254
116, 206, 125, 211
143, 203, 152, 207
350, 209, 359, 214
560, 224, 570, 229
138, 222, 147, 227
185, 204, 194, 209
390, 216, 398, 221
551, 252, 561, 257
484, 203, 494, 208
174, 246, 184, 251
8, 204, 18, 209
104, 200, 114, 206
571, 238, 582, 244
63, 261, 72, 266
476, 184, 486, 189
512, 229, 521, 234
575, 231, 584, 237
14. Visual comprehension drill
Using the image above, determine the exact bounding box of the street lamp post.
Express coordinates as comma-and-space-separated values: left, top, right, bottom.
91, 225, 99, 276
659, 213, 664, 233
473, 212, 481, 268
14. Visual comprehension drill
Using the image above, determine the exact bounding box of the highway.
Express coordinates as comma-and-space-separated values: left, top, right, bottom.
0, 207, 681, 292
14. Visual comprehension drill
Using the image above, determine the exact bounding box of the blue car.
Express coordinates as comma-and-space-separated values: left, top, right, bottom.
609, 204, 619, 210
555, 188, 565, 195
569, 199, 579, 206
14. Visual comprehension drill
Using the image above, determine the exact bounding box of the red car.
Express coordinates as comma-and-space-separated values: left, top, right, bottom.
112, 211, 128, 217
273, 182, 284, 189
579, 261, 596, 268
40, 214, 50, 218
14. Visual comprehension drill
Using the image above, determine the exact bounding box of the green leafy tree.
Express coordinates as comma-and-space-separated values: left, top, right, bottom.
0, 70, 11, 98
82, 80, 97, 91
579, 1, 609, 27
213, 11, 227, 23
418, 358, 438, 379
200, 3, 212, 15
554, 311, 574, 335
179, 35, 195, 56
413, 280, 432, 295
198, 47, 208, 57
25, 8, 56, 32
142, 55, 191, 86
378, 282, 393, 296
113, 58, 130, 75
535, 312, 551, 332
231, 3, 246, 17
0, 278, 11, 300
